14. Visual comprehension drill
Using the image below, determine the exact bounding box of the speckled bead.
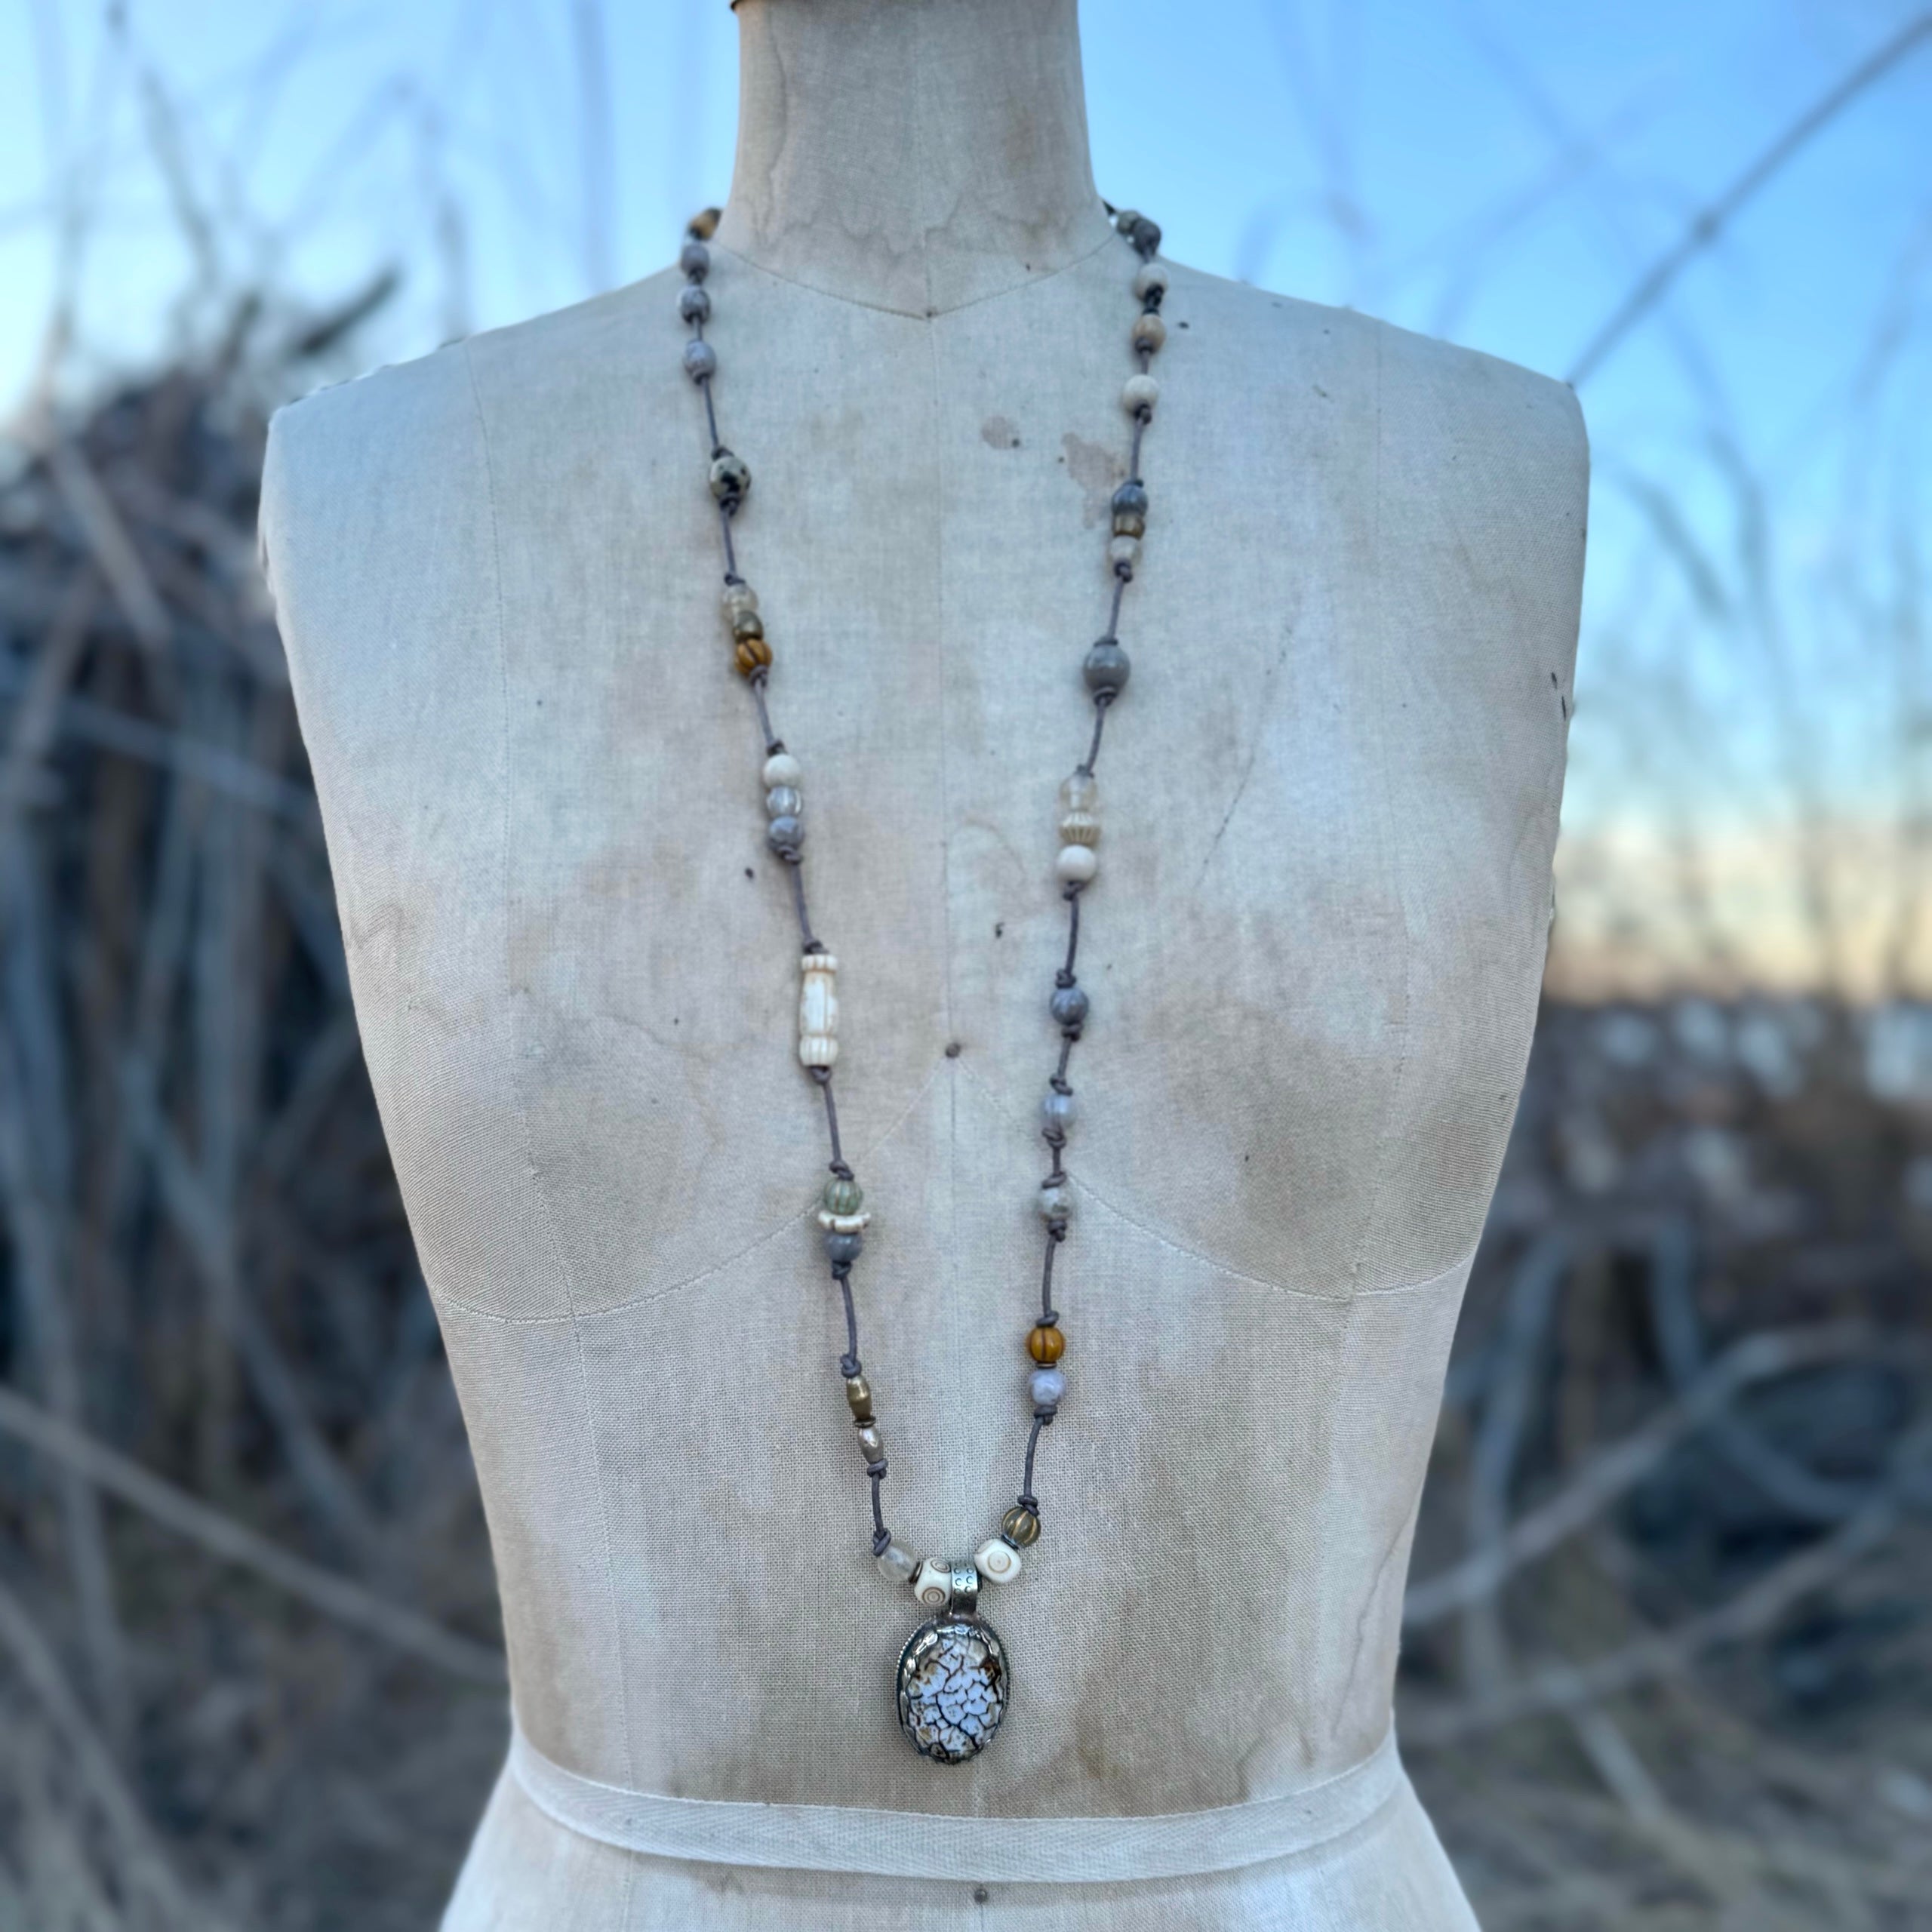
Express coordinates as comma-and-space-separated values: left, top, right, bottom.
1041, 1087, 1077, 1137
1131, 312, 1166, 355
1134, 261, 1171, 306
911, 1558, 952, 1611
709, 451, 750, 504
683, 339, 717, 382
1029, 1366, 1066, 1411
974, 1538, 1023, 1585
1037, 1181, 1072, 1227
765, 784, 802, 817
1055, 844, 1097, 884
678, 284, 712, 325
844, 1374, 875, 1421
680, 239, 711, 280
761, 749, 801, 789
1050, 983, 1089, 1028
1122, 373, 1158, 417
1001, 1505, 1041, 1548
1027, 1322, 1066, 1364
1083, 639, 1131, 696
875, 1541, 918, 1586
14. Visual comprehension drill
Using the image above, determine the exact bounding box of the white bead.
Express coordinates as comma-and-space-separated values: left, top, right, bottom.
1108, 535, 1141, 571
814, 1208, 871, 1234
1134, 263, 1170, 301
1059, 809, 1100, 848
1056, 844, 1098, 884
974, 1539, 1023, 1585
911, 1557, 952, 1611
1122, 374, 1159, 417
762, 751, 802, 789
1060, 770, 1097, 814
798, 951, 839, 1067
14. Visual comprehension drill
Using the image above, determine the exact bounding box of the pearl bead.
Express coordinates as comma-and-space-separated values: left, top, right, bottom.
1108, 534, 1141, 574
762, 749, 801, 788
678, 285, 711, 324
765, 784, 802, 817
1132, 312, 1166, 354
798, 952, 838, 1067
1029, 1367, 1066, 1409
876, 1542, 918, 1586
1084, 640, 1131, 696
680, 239, 710, 280
683, 339, 717, 382
767, 814, 804, 857
845, 1374, 874, 1421
974, 1538, 1023, 1585
1041, 1087, 1077, 1137
1122, 374, 1158, 417
1050, 983, 1089, 1028
1060, 770, 1098, 814
1055, 844, 1097, 884
1037, 1181, 1072, 1226
1001, 1505, 1041, 1548
1134, 262, 1171, 303
911, 1558, 952, 1611
1027, 1323, 1066, 1364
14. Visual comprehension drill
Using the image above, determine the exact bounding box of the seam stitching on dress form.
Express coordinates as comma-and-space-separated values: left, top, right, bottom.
462, 339, 638, 1791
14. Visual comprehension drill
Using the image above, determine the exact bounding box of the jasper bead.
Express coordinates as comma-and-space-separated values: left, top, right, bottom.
1001, 1505, 1041, 1547
710, 451, 750, 503
1134, 261, 1170, 304
767, 814, 804, 856
1084, 639, 1131, 695
844, 1374, 875, 1421
1122, 373, 1159, 417
1055, 844, 1097, 884
683, 339, 717, 381
876, 1542, 917, 1586
974, 1538, 1022, 1584
1050, 983, 1089, 1027
1029, 1366, 1066, 1409
678, 284, 711, 324
1132, 312, 1166, 354
680, 238, 710, 279
1041, 1087, 1077, 1136
734, 638, 771, 677
1027, 1323, 1066, 1364
762, 749, 801, 788
825, 1229, 863, 1266
823, 1176, 863, 1216
765, 784, 802, 817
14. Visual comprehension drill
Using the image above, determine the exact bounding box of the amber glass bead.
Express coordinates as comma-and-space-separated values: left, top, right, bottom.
1001, 1506, 1041, 1548
1026, 1324, 1066, 1364
734, 636, 772, 677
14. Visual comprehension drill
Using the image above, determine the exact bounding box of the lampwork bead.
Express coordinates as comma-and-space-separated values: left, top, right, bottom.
1050, 983, 1089, 1028
876, 1542, 918, 1586
683, 339, 717, 381
911, 1558, 952, 1610
734, 638, 771, 677
688, 208, 721, 241
845, 1374, 875, 1421
825, 1229, 864, 1266
680, 239, 711, 280
710, 451, 750, 503
974, 1538, 1023, 1584
765, 784, 801, 817
1084, 639, 1131, 696
762, 749, 801, 789
1059, 808, 1100, 848
1001, 1505, 1041, 1547
1055, 844, 1097, 884
798, 952, 838, 1066
767, 814, 804, 857
1134, 261, 1170, 304
1037, 1182, 1072, 1226
1132, 312, 1166, 354
823, 1176, 863, 1216
855, 1423, 884, 1462
1122, 374, 1159, 417
1041, 1087, 1077, 1136
1029, 1366, 1066, 1409
1108, 535, 1141, 575
1060, 769, 1098, 814
678, 284, 712, 324
1027, 1323, 1066, 1364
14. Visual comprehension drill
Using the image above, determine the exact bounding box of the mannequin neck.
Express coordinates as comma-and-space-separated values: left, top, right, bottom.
715, 0, 1114, 318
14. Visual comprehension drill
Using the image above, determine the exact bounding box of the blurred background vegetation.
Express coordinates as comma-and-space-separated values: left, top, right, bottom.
0, 2, 1929, 1927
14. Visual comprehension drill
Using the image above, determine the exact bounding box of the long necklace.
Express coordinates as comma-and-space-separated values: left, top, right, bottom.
677, 203, 1167, 1763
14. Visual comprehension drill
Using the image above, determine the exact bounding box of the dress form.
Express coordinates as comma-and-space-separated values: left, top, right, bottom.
258, 0, 1588, 1923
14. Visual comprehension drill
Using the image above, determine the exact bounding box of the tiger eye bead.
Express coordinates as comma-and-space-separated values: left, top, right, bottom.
1001, 1505, 1041, 1548
734, 637, 771, 678
1027, 1323, 1066, 1364
844, 1374, 875, 1422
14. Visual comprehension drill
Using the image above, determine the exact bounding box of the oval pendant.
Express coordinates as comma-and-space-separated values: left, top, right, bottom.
896, 1613, 1010, 1763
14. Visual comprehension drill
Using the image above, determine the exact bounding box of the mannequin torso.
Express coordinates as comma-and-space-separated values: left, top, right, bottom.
260, 3, 1586, 1924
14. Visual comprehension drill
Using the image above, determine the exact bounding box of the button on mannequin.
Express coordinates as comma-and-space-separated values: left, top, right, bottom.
258, 0, 1586, 1923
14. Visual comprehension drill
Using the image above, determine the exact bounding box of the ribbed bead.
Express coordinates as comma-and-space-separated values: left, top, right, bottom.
1027, 1323, 1066, 1363
823, 1176, 863, 1216
1001, 1505, 1041, 1548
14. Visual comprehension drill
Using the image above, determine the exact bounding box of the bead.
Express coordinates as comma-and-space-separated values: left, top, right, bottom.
1112, 207, 1143, 233
1122, 373, 1158, 417
855, 1423, 884, 1462
1125, 214, 1161, 257
1084, 639, 1131, 696
678, 284, 712, 324
1112, 509, 1146, 540
1001, 1505, 1041, 1547
734, 638, 771, 678
1037, 1181, 1072, 1226
767, 814, 804, 856
845, 1374, 875, 1421
1041, 1087, 1077, 1137
680, 238, 710, 280
724, 581, 759, 619
825, 1229, 864, 1266
1132, 312, 1166, 354
1059, 808, 1100, 848
1027, 1322, 1066, 1364
974, 1538, 1023, 1585
710, 451, 750, 503
1050, 983, 1089, 1027
1056, 844, 1097, 884
1112, 480, 1149, 521
683, 339, 717, 381
1134, 262, 1171, 303
798, 951, 838, 1065
911, 1558, 952, 1611
1108, 535, 1141, 574
823, 1176, 863, 1216
688, 207, 721, 242
765, 784, 802, 817
1060, 769, 1098, 814
876, 1542, 918, 1586
762, 749, 801, 788
1029, 1366, 1066, 1409
815, 1208, 870, 1234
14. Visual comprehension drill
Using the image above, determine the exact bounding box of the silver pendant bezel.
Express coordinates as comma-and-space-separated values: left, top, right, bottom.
895, 1613, 1010, 1764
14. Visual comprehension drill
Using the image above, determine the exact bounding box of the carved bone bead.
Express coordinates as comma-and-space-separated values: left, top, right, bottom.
911, 1558, 952, 1611
974, 1538, 1023, 1585
798, 951, 838, 1067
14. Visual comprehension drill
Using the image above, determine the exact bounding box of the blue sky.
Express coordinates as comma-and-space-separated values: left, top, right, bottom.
2, 0, 1930, 988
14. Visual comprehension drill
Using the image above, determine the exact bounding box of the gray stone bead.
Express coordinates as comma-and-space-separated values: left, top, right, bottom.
1029, 1367, 1066, 1408
1041, 1087, 1077, 1137
680, 239, 710, 281
767, 814, 804, 857
1050, 983, 1089, 1028
678, 284, 711, 324
709, 450, 749, 502
764, 785, 802, 817
1083, 639, 1131, 697
683, 339, 717, 382
825, 1229, 864, 1266
1112, 480, 1149, 520
876, 1542, 918, 1586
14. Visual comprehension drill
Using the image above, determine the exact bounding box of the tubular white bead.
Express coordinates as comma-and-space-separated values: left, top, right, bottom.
798, 951, 839, 1067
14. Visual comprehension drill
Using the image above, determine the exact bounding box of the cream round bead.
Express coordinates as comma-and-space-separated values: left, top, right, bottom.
1058, 809, 1100, 848
1122, 373, 1159, 417
974, 1538, 1023, 1585
1056, 844, 1098, 884
1060, 770, 1098, 814
910, 1558, 952, 1611
1134, 262, 1171, 302
1109, 535, 1142, 573
1131, 313, 1166, 354
761, 750, 801, 789
798, 951, 839, 1068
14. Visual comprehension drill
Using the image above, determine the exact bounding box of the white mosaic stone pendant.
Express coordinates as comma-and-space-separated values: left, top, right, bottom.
895, 1614, 1010, 1764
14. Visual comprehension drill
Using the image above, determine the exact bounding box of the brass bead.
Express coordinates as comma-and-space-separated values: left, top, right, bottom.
731, 609, 764, 641
844, 1375, 874, 1423
1001, 1505, 1041, 1548
734, 636, 772, 677
1026, 1324, 1065, 1364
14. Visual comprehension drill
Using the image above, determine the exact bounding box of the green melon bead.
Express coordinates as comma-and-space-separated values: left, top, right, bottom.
822, 1177, 863, 1217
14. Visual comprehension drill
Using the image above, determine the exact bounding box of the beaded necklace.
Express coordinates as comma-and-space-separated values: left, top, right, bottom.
677, 203, 1167, 1764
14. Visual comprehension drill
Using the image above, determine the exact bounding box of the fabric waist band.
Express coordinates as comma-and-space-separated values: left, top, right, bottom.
506, 1716, 1407, 1882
